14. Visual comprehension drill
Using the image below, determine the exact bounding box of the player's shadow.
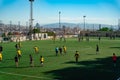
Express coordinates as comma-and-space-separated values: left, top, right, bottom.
45, 57, 120, 80
0, 66, 29, 68
109, 47, 120, 49
87, 53, 96, 55
5, 58, 14, 61
46, 55, 57, 57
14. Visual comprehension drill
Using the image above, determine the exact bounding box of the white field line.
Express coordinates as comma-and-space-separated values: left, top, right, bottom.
0, 71, 52, 80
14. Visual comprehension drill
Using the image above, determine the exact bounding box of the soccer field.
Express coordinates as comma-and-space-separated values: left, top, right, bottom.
0, 37, 120, 80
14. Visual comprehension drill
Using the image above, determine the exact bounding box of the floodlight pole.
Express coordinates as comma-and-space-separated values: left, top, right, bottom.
10, 21, 12, 33
18, 21, 21, 42
18, 21, 20, 33
59, 11, 62, 40
29, 0, 34, 40
59, 11, 61, 29
83, 16, 86, 31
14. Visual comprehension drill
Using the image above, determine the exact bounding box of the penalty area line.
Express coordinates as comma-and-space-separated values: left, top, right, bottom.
0, 71, 52, 80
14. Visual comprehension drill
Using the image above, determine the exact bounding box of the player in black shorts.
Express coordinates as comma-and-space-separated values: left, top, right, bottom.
14, 55, 18, 67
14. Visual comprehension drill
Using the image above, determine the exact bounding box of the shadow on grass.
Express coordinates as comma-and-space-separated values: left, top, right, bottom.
45, 57, 120, 80
0, 66, 29, 68
5, 59, 14, 61
0, 65, 42, 69
46, 55, 56, 57
109, 47, 120, 49
87, 53, 96, 55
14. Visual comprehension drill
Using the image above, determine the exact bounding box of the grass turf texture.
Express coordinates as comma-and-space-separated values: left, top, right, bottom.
0, 37, 120, 80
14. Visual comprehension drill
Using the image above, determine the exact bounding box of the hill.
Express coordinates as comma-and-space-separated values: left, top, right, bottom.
42, 23, 117, 30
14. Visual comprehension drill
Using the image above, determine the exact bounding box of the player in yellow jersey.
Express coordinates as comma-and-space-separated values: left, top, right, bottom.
63, 46, 67, 54
17, 49, 21, 60
0, 45, 3, 61
0, 53, 2, 61
40, 56, 44, 66
34, 46, 39, 54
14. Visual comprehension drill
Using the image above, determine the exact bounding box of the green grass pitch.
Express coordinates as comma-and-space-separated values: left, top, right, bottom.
0, 37, 120, 80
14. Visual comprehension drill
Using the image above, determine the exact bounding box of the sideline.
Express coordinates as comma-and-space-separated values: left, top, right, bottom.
0, 71, 52, 80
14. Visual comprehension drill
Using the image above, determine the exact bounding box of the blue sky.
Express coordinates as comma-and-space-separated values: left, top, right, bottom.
0, 0, 120, 25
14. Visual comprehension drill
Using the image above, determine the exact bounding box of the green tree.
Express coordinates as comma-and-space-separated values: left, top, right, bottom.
8, 32, 13, 35
2, 33, 6, 37
46, 31, 55, 36
99, 27, 109, 31
33, 28, 40, 33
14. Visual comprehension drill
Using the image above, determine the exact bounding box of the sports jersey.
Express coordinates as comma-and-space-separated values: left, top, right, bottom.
17, 50, 21, 55
40, 57, 44, 62
0, 53, 2, 60
34, 47, 39, 52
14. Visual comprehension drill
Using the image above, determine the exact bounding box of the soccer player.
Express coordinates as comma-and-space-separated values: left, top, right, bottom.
55, 47, 59, 56
74, 51, 79, 63
17, 49, 21, 60
29, 54, 34, 67
0, 45, 3, 61
40, 56, 44, 66
14, 55, 18, 67
63, 46, 67, 54
96, 44, 99, 54
98, 36, 101, 42
59, 47, 62, 55
0, 52, 2, 61
34, 46, 39, 54
18, 42, 22, 49
0, 45, 3, 52
112, 53, 117, 67
15, 44, 19, 50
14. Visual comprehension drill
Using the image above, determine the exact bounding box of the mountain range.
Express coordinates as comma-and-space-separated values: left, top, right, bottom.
41, 23, 118, 30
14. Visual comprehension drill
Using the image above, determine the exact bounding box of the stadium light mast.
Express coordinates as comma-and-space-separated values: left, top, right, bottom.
59, 11, 62, 40
10, 21, 12, 33
83, 15, 86, 31
118, 19, 120, 31
18, 21, 20, 33
29, 0, 34, 40
59, 11, 61, 29
18, 21, 21, 42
